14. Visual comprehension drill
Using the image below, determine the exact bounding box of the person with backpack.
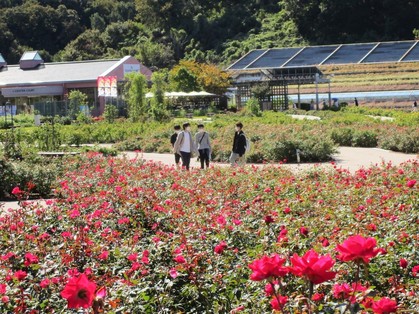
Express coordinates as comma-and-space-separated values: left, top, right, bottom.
195, 124, 211, 169
230, 122, 247, 167
174, 122, 196, 171
170, 125, 182, 169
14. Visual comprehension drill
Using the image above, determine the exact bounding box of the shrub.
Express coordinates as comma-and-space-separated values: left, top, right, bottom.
65, 130, 88, 147
330, 128, 354, 146
380, 132, 419, 153
114, 138, 142, 151
246, 151, 265, 163
299, 137, 337, 162
352, 130, 378, 147
81, 146, 118, 156
263, 139, 298, 162
0, 158, 60, 198
104, 104, 118, 123
246, 97, 262, 117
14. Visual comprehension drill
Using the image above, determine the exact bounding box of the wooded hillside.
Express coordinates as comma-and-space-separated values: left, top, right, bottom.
1, 0, 418, 69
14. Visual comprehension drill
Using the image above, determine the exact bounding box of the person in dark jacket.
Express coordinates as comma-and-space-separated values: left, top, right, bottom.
170, 125, 181, 168
230, 122, 246, 167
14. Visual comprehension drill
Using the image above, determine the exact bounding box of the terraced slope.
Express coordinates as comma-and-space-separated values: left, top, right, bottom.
288, 62, 419, 94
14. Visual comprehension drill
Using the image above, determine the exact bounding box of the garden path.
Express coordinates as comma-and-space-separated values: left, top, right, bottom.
125, 146, 417, 173
2, 147, 417, 211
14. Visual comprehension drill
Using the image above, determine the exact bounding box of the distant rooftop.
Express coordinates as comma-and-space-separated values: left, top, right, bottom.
228, 40, 419, 71
20, 51, 43, 62
0, 57, 129, 86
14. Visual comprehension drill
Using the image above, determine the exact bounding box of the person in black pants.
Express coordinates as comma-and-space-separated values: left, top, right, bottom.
230, 122, 247, 167
170, 125, 181, 168
173, 123, 196, 170
195, 124, 211, 169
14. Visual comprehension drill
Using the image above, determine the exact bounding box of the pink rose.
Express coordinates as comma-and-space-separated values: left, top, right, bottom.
336, 235, 379, 264
248, 254, 288, 281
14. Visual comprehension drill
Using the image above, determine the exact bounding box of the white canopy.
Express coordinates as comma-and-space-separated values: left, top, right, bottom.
145, 91, 216, 98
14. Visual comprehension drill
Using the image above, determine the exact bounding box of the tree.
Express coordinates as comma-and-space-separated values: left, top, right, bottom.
68, 90, 88, 119
124, 72, 147, 122
169, 67, 199, 93
57, 29, 105, 61
149, 71, 170, 121
169, 60, 231, 94
282, 0, 419, 44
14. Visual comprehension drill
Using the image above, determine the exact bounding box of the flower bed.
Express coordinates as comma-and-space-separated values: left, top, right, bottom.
0, 153, 417, 313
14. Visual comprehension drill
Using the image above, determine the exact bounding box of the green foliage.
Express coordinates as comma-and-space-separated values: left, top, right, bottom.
68, 90, 88, 119
0, 129, 22, 159
149, 71, 170, 121
351, 130, 378, 147
81, 146, 118, 156
1, 0, 418, 67
246, 97, 262, 117
330, 128, 354, 146
113, 137, 142, 151
169, 67, 199, 92
104, 104, 118, 123
0, 158, 60, 198
32, 118, 62, 151
76, 112, 92, 124
283, 0, 419, 44
125, 72, 147, 122
380, 132, 419, 153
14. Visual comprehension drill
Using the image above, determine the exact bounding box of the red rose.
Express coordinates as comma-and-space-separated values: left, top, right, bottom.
248, 254, 288, 281
264, 280, 279, 296
311, 293, 324, 302
60, 273, 97, 309
174, 255, 186, 264
362, 297, 375, 309
264, 215, 274, 224
24, 253, 39, 267
299, 227, 309, 236
406, 179, 416, 188
98, 251, 109, 260
336, 235, 379, 264
270, 295, 288, 311
214, 241, 228, 254
333, 283, 352, 300
14, 270, 27, 281
412, 265, 419, 277
40, 278, 51, 289
290, 249, 337, 284
372, 297, 397, 314
399, 258, 408, 268
11, 186, 23, 195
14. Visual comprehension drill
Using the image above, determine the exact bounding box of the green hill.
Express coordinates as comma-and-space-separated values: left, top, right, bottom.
1, 0, 418, 70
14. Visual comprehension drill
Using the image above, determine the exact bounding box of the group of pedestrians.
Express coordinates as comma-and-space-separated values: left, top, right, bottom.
171, 122, 247, 170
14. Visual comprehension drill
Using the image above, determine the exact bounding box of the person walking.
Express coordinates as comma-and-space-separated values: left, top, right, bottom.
195, 124, 211, 169
174, 123, 196, 170
355, 97, 359, 107
230, 122, 246, 167
170, 125, 181, 169
413, 100, 417, 111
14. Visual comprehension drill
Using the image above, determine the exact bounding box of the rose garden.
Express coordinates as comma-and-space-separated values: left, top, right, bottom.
0, 107, 418, 313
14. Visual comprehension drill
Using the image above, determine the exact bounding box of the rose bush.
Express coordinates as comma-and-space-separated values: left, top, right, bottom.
0, 153, 417, 313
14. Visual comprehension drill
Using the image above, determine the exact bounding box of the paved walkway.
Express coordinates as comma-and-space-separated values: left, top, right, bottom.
2, 147, 417, 211
127, 146, 417, 173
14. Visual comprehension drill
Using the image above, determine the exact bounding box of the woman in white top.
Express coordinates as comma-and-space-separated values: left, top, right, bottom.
174, 122, 196, 170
